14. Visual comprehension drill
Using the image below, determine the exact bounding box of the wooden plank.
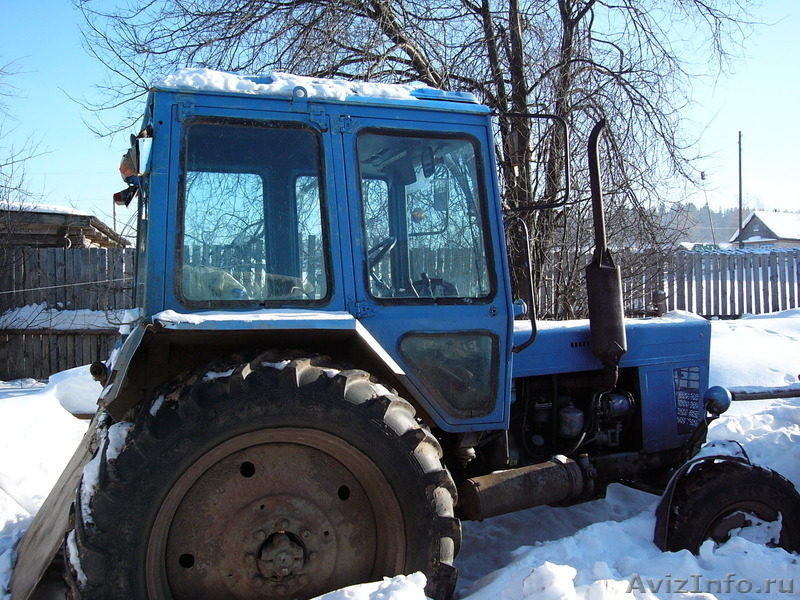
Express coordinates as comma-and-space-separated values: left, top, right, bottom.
71, 249, 85, 309
770, 251, 781, 312
86, 247, 97, 311
28, 332, 40, 379
736, 253, 745, 315
0, 248, 14, 310
687, 252, 695, 313
124, 247, 135, 305
0, 332, 8, 380
742, 253, 751, 314
781, 251, 792, 310
48, 333, 58, 378
79, 332, 88, 369
699, 254, 708, 316
9, 334, 25, 380
714, 253, 723, 316
790, 250, 798, 308
9, 413, 101, 600
39, 248, 52, 308
85, 334, 96, 366
708, 253, 715, 316
65, 249, 76, 309
21, 248, 33, 308
99, 248, 110, 311
756, 253, 766, 313
112, 247, 125, 309
55, 247, 67, 310
675, 252, 686, 312
719, 253, 730, 317
8, 248, 24, 310
751, 253, 761, 314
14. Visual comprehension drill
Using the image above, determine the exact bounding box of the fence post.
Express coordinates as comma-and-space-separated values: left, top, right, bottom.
790, 249, 798, 308
675, 252, 686, 312
719, 253, 730, 317
769, 251, 780, 312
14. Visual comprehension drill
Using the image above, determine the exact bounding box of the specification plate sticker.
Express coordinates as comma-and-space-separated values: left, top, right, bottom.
674, 366, 702, 434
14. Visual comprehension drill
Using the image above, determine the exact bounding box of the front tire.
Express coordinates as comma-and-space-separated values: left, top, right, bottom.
65, 353, 460, 599
665, 461, 800, 553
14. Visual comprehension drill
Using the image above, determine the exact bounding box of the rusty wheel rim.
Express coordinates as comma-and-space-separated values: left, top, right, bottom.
704, 500, 779, 547
145, 428, 405, 599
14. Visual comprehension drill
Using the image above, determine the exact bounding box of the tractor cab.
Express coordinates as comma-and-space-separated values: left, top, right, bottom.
115, 71, 514, 431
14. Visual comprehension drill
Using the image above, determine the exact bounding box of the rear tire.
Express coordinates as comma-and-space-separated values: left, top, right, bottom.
65, 352, 460, 599
665, 461, 800, 553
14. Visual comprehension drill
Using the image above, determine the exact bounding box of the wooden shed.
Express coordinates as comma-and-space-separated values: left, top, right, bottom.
0, 201, 129, 248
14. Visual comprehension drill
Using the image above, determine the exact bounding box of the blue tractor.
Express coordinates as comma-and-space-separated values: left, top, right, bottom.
10, 71, 800, 600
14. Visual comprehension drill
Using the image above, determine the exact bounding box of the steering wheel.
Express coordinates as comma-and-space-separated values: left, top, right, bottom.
367, 236, 397, 269
413, 273, 458, 298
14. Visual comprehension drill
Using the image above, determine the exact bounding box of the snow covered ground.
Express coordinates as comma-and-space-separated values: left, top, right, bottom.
1, 310, 799, 600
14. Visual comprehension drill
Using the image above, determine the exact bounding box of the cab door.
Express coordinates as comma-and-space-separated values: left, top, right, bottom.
337, 113, 512, 431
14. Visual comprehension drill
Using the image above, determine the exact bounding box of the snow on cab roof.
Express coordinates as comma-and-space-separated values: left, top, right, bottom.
153, 68, 479, 105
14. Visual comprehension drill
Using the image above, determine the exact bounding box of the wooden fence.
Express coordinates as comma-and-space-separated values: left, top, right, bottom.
0, 247, 135, 380
665, 248, 800, 317
533, 248, 800, 319
533, 249, 668, 319
1, 245, 798, 380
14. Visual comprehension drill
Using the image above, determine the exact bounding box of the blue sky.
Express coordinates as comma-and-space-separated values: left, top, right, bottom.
1, 1, 798, 230
2, 1, 129, 226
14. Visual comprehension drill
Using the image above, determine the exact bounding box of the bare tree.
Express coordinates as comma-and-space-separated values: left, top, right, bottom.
73, 0, 753, 317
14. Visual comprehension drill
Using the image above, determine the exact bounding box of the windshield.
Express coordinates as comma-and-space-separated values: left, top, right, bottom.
178, 120, 328, 305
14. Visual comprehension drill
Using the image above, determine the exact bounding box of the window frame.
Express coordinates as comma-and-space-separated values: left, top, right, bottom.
355, 127, 497, 306
175, 116, 333, 309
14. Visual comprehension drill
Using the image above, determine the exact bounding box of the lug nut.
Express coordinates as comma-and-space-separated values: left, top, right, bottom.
302, 530, 311, 539
254, 530, 266, 542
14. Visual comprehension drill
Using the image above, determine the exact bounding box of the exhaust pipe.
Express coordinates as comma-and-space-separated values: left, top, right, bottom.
459, 457, 584, 521
585, 120, 627, 391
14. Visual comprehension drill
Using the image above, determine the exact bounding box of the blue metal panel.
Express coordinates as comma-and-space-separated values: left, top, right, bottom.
142, 92, 175, 316
639, 363, 706, 452
511, 315, 710, 377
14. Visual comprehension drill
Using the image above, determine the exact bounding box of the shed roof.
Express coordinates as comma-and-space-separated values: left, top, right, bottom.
0, 202, 129, 248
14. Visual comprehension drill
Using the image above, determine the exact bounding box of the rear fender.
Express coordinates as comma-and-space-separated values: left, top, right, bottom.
100, 311, 409, 422
97, 320, 150, 421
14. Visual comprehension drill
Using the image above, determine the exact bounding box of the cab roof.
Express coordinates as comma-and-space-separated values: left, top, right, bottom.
151, 68, 486, 111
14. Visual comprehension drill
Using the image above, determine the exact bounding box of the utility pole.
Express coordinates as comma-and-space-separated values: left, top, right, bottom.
738, 131, 743, 249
